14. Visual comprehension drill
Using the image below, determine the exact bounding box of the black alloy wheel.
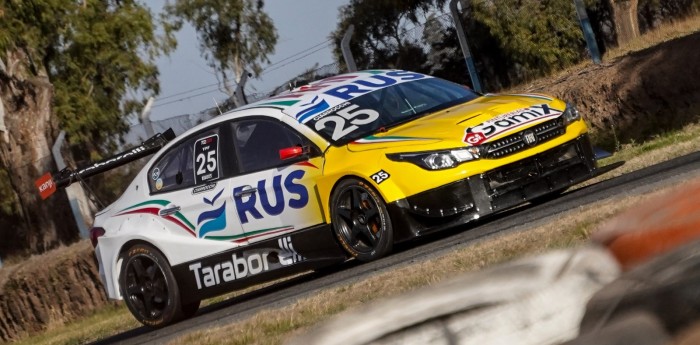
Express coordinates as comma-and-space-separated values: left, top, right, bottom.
331, 178, 393, 262
119, 243, 183, 328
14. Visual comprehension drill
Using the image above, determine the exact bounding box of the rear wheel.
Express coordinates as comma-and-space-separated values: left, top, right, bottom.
331, 178, 393, 262
119, 243, 182, 328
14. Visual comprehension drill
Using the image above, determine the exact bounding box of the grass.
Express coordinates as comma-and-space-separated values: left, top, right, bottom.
12, 304, 138, 345
585, 122, 700, 185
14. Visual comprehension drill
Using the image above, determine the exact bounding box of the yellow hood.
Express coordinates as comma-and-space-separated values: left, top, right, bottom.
348, 94, 567, 152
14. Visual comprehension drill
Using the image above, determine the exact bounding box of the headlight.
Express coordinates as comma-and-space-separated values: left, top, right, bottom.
562, 103, 581, 126
387, 147, 480, 170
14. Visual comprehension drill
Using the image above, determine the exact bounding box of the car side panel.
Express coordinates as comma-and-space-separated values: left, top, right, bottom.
234, 158, 327, 243
171, 224, 347, 304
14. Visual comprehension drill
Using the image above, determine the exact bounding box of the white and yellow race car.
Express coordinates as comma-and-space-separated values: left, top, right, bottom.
77, 70, 598, 326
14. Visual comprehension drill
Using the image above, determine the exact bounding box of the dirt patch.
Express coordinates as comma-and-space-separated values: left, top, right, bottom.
2, 30, 700, 344
523, 32, 700, 150
0, 241, 108, 342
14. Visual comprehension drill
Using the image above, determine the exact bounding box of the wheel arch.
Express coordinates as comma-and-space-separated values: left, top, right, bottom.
327, 175, 395, 261
112, 238, 173, 298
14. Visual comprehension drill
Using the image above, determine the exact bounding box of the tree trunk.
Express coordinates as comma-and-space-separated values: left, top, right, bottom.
610, 0, 640, 45
0, 49, 78, 256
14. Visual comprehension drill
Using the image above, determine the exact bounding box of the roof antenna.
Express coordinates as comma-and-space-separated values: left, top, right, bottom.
212, 97, 223, 115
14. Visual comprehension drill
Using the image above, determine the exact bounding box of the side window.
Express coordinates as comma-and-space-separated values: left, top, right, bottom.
232, 119, 312, 174
149, 127, 220, 193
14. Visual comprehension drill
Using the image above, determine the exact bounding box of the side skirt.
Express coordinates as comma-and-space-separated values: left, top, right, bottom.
172, 224, 347, 304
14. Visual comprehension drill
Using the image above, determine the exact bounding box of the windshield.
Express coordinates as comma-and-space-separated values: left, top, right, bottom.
304, 77, 479, 145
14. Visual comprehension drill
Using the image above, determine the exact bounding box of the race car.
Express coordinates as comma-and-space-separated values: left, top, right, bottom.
66, 70, 598, 327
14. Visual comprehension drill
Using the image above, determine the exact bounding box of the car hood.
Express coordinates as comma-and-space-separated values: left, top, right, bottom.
347, 94, 566, 152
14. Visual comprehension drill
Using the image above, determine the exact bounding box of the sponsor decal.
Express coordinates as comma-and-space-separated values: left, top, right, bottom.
35, 172, 56, 200
188, 235, 305, 289
77, 145, 147, 176
193, 134, 220, 185
192, 182, 217, 194
311, 103, 380, 141
463, 132, 486, 145
151, 167, 160, 181
352, 135, 433, 144
278, 236, 304, 265
295, 95, 331, 123
233, 169, 309, 224
311, 102, 351, 122
463, 104, 562, 146
155, 178, 163, 190
370, 170, 390, 184
197, 189, 227, 238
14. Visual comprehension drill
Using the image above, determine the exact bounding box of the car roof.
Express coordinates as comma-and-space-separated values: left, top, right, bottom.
169, 69, 418, 149
236, 69, 414, 122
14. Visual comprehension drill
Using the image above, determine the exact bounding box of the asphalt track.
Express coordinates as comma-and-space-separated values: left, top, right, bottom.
91, 150, 700, 345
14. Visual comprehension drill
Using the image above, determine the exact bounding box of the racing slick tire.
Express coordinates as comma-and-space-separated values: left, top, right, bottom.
331, 178, 393, 262
118, 243, 184, 328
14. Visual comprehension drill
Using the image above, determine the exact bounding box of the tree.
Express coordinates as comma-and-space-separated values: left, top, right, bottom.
469, 0, 587, 84
0, 0, 174, 256
331, 0, 446, 71
421, 13, 472, 86
166, 0, 278, 107
608, 0, 640, 45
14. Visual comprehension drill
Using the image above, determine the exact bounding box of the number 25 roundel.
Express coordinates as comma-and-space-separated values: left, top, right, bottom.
194, 134, 220, 185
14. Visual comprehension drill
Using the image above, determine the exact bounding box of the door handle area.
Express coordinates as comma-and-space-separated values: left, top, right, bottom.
234, 186, 258, 197
159, 205, 181, 217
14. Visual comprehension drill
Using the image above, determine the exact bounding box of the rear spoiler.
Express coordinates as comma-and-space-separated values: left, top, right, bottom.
35, 128, 176, 199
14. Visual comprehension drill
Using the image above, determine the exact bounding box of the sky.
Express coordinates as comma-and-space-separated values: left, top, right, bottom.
149, 0, 349, 121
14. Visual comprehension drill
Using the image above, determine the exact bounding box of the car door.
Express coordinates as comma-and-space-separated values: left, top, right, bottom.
147, 125, 247, 244
227, 117, 325, 243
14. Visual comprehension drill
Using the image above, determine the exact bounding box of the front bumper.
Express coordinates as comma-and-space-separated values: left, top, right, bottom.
388, 135, 597, 241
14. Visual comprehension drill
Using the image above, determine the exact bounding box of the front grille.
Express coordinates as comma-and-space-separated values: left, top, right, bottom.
482, 118, 565, 158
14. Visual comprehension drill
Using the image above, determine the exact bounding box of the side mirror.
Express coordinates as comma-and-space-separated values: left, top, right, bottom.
279, 146, 305, 160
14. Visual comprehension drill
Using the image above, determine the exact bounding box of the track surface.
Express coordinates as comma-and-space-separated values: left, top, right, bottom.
92, 150, 700, 345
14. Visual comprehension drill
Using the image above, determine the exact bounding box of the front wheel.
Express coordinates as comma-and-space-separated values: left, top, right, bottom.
119, 243, 183, 328
331, 178, 393, 262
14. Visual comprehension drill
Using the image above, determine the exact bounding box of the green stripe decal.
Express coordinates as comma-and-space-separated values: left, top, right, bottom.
120, 199, 170, 212
174, 212, 195, 231
258, 100, 300, 107
205, 225, 294, 241
505, 93, 553, 101
357, 135, 430, 142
